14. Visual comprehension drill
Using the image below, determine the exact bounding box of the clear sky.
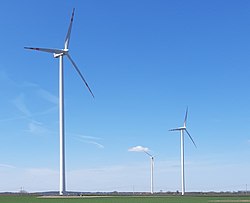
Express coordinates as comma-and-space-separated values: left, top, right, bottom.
0, 0, 250, 193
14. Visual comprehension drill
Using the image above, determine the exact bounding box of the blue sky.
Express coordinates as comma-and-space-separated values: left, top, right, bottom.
0, 0, 250, 193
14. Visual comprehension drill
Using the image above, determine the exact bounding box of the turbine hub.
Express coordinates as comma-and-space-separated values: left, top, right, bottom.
53, 49, 69, 58
54, 53, 63, 58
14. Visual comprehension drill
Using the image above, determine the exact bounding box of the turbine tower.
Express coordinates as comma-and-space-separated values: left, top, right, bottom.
144, 151, 154, 194
24, 8, 94, 195
169, 107, 196, 196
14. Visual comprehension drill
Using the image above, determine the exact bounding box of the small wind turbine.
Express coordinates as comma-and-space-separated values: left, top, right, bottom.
128, 146, 154, 194
24, 8, 94, 195
169, 107, 196, 196
144, 151, 154, 194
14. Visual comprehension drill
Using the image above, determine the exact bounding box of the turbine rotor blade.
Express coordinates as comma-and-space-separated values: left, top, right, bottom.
184, 107, 188, 127
184, 129, 197, 148
144, 150, 153, 158
169, 128, 181, 131
66, 54, 95, 98
24, 47, 63, 54
64, 8, 75, 50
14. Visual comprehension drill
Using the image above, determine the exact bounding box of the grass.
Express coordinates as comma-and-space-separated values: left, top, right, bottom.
1, 195, 250, 203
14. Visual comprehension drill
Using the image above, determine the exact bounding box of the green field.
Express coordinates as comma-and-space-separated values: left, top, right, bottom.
1, 195, 250, 203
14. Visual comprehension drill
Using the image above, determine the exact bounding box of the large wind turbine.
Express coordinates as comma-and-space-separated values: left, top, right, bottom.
24, 8, 94, 195
169, 107, 196, 196
144, 151, 154, 194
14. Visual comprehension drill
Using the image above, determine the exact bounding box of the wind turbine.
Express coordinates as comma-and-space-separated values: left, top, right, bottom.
128, 146, 155, 194
144, 151, 154, 194
24, 8, 94, 195
169, 107, 196, 196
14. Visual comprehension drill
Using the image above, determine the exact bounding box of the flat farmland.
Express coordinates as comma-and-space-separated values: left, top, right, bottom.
1, 195, 250, 203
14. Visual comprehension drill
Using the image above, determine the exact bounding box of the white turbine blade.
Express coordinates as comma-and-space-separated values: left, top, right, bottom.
184, 107, 188, 127
24, 47, 63, 54
64, 8, 75, 50
66, 54, 95, 98
184, 129, 197, 148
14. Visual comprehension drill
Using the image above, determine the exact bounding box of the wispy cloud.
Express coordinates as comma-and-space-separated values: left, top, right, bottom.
21, 81, 39, 88
26, 120, 48, 135
10, 91, 55, 136
0, 73, 59, 135
76, 135, 102, 140
0, 164, 16, 169
1, 72, 57, 120
25, 167, 58, 176
128, 145, 149, 152
37, 89, 58, 105
12, 94, 31, 117
74, 134, 104, 149
20, 81, 58, 105
80, 140, 104, 149
0, 115, 28, 122
0, 106, 57, 123
0, 70, 18, 87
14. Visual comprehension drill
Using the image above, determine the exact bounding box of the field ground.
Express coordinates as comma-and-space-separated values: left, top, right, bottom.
1, 195, 250, 203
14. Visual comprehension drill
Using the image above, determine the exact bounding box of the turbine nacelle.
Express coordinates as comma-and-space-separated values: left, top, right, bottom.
54, 50, 69, 58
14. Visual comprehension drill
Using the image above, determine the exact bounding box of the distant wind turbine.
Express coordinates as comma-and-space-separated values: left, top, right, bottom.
169, 107, 196, 196
144, 151, 154, 194
24, 8, 94, 195
128, 146, 154, 194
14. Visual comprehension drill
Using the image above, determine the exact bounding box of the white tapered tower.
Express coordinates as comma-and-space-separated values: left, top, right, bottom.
169, 107, 196, 195
25, 8, 94, 195
59, 55, 65, 195
144, 151, 154, 194
180, 129, 185, 195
